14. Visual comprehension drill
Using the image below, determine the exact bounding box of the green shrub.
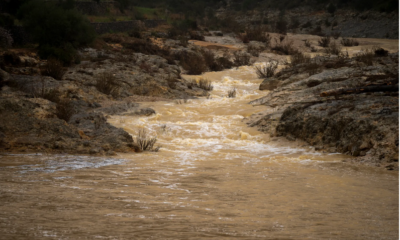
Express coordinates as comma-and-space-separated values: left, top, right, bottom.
19, 0, 96, 64
178, 51, 207, 75
38, 44, 79, 65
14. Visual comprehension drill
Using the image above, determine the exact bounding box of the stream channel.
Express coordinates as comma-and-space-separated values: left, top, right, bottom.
0, 65, 398, 239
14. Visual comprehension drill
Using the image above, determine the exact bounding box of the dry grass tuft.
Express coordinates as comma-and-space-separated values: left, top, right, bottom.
136, 129, 160, 152
42, 59, 66, 80
271, 39, 298, 55
318, 36, 331, 47
95, 72, 120, 97
238, 27, 271, 44
255, 61, 278, 78
227, 88, 237, 98
304, 62, 321, 76
187, 78, 214, 91
324, 42, 342, 55
233, 51, 252, 67
304, 40, 311, 48
247, 44, 266, 57
340, 38, 359, 46
289, 52, 311, 67
198, 78, 214, 91
355, 49, 375, 66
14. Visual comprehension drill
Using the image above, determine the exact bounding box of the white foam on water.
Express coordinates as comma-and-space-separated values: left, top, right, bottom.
0, 154, 126, 173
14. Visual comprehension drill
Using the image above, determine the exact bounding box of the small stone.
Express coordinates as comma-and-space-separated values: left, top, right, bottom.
315, 146, 323, 151
286, 134, 296, 141
328, 147, 337, 153
92, 102, 102, 108
351, 146, 361, 156
89, 148, 100, 154
102, 144, 111, 151
359, 141, 370, 150
385, 164, 396, 171
106, 150, 116, 156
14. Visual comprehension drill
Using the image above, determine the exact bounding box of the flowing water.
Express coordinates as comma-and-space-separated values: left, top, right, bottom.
0, 65, 398, 239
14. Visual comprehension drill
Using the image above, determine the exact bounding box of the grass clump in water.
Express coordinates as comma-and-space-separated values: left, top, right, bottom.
136, 129, 160, 152
227, 88, 236, 98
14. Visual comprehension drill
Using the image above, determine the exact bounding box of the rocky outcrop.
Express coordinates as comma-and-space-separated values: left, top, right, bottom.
248, 53, 399, 169
0, 97, 136, 155
0, 47, 205, 155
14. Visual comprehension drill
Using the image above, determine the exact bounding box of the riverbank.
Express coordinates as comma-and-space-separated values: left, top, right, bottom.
0, 32, 398, 170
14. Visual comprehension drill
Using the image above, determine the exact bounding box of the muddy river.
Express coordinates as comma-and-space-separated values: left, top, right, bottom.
0, 65, 398, 239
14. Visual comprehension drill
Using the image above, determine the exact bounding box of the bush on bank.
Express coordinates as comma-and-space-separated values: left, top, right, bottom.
18, 0, 96, 64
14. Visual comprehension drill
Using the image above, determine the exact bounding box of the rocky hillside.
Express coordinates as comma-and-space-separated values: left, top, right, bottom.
0, 41, 214, 155
219, 8, 398, 39
246, 51, 399, 170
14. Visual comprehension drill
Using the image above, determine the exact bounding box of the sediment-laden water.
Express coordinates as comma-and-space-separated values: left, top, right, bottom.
0, 65, 398, 239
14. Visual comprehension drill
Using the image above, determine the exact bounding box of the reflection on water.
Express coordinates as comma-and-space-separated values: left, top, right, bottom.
0, 65, 398, 239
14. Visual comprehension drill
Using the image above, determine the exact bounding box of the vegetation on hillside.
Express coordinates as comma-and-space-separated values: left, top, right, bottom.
131, 0, 398, 14
17, 0, 96, 64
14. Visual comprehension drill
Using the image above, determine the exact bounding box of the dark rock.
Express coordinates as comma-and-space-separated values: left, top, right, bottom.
385, 164, 397, 171
123, 107, 156, 116
315, 146, 323, 151
286, 134, 296, 141
89, 148, 101, 154
0, 69, 10, 83
306, 79, 321, 87
351, 145, 361, 156
259, 79, 280, 90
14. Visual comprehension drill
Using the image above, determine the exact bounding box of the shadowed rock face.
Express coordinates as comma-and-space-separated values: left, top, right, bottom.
248, 53, 399, 169
0, 98, 137, 155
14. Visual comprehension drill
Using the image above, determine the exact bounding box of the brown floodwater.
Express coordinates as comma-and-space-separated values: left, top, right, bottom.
0, 65, 398, 239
